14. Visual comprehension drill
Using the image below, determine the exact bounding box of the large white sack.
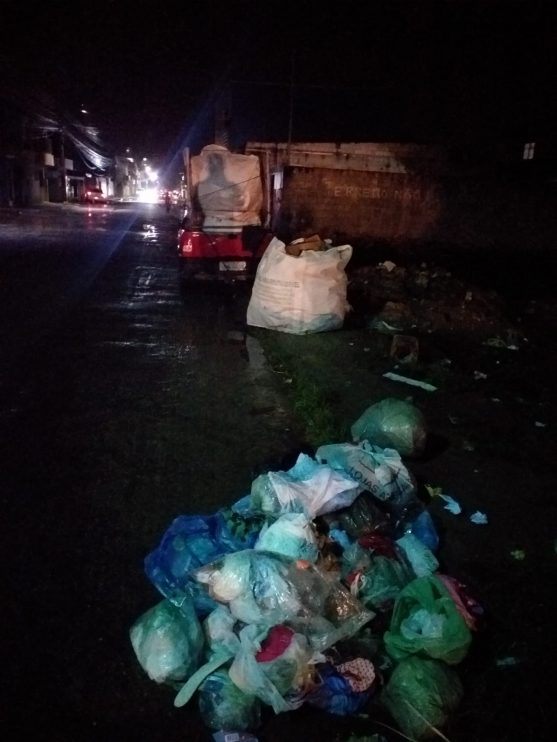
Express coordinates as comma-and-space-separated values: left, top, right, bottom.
246, 237, 352, 334
191, 144, 263, 232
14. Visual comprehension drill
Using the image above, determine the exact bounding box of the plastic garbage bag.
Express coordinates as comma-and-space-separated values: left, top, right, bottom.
323, 492, 392, 539
351, 554, 414, 612
254, 512, 319, 562
203, 605, 241, 657
129, 598, 204, 684
250, 452, 360, 519
228, 624, 317, 713
316, 442, 418, 524
144, 509, 265, 616
384, 575, 472, 664
381, 656, 463, 740
194, 549, 374, 651
351, 398, 427, 458
305, 656, 377, 715
246, 237, 353, 335
395, 533, 439, 577
406, 509, 439, 552
198, 668, 262, 731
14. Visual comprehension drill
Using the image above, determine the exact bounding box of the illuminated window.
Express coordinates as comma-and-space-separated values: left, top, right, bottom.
523, 142, 536, 160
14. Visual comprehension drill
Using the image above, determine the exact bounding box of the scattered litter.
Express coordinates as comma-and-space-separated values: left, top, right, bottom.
439, 495, 462, 516
473, 371, 487, 380
424, 487, 462, 516
131, 399, 482, 740
534, 421, 547, 428
496, 656, 521, 668
382, 372, 437, 392
390, 334, 419, 367
462, 439, 476, 452
213, 732, 259, 742
469, 511, 488, 525
380, 260, 397, 273
510, 549, 526, 561
490, 398, 501, 403
483, 337, 519, 350
448, 416, 460, 425
425, 484, 443, 499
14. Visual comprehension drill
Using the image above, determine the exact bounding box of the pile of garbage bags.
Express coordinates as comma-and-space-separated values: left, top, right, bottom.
130, 398, 482, 740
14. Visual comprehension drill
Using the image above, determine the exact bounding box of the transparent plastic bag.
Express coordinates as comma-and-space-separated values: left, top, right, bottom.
228, 624, 317, 713
194, 549, 374, 651
351, 398, 427, 458
129, 598, 204, 684
144, 509, 264, 617
384, 575, 472, 664
250, 452, 360, 519
198, 668, 262, 731
382, 656, 463, 739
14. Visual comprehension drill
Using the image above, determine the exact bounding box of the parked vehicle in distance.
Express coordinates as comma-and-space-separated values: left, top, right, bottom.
82, 187, 108, 205
178, 145, 272, 284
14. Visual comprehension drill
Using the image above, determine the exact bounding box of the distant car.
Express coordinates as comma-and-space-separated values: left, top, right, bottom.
82, 187, 108, 205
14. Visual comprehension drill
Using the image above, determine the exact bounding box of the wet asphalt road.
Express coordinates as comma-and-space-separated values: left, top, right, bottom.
0, 202, 306, 741
1, 202, 557, 742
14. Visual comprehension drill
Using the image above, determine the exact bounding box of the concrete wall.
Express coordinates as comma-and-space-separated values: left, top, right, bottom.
247, 141, 557, 251
277, 166, 442, 242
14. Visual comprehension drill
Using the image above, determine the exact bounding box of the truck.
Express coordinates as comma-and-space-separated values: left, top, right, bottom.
177, 140, 449, 285
177, 144, 273, 284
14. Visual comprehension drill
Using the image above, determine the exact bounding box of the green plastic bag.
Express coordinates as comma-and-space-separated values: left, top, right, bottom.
384, 575, 471, 664
356, 554, 414, 611
351, 398, 427, 458
382, 656, 463, 739
129, 598, 204, 684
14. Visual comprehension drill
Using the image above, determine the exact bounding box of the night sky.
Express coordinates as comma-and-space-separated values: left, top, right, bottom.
1, 0, 556, 169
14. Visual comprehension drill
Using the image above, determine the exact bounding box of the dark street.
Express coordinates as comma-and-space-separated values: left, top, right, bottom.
1, 201, 556, 741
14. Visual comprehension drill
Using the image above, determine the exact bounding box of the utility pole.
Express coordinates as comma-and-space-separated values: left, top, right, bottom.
59, 127, 67, 202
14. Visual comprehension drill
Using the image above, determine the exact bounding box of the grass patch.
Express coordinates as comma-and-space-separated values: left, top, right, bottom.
252, 329, 348, 447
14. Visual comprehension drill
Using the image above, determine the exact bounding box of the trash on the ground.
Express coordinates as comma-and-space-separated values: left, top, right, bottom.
350, 397, 428, 458
383, 371, 438, 393
246, 236, 352, 334
534, 421, 547, 428
390, 334, 419, 366
438, 494, 462, 515
469, 511, 488, 525
483, 336, 519, 350
473, 370, 487, 380
510, 549, 526, 561
382, 656, 463, 740
131, 401, 482, 739
496, 656, 521, 668
379, 260, 397, 273
212, 731, 260, 742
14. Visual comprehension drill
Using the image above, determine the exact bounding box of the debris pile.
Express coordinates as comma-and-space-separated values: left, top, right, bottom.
348, 260, 509, 337
130, 398, 483, 740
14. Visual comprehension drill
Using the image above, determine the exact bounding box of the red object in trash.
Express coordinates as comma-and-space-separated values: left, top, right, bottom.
255, 625, 295, 662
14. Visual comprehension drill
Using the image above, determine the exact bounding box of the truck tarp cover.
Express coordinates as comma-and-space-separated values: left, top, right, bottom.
191, 144, 263, 233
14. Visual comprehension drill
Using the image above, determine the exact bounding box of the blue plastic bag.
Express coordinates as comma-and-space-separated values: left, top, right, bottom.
145, 509, 264, 616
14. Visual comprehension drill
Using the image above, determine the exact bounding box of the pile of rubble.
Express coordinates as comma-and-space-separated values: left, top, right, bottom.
130, 398, 482, 740
347, 260, 509, 337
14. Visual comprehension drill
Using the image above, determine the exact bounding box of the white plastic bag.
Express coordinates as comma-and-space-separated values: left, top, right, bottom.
315, 441, 417, 505
250, 452, 361, 519
246, 237, 352, 334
